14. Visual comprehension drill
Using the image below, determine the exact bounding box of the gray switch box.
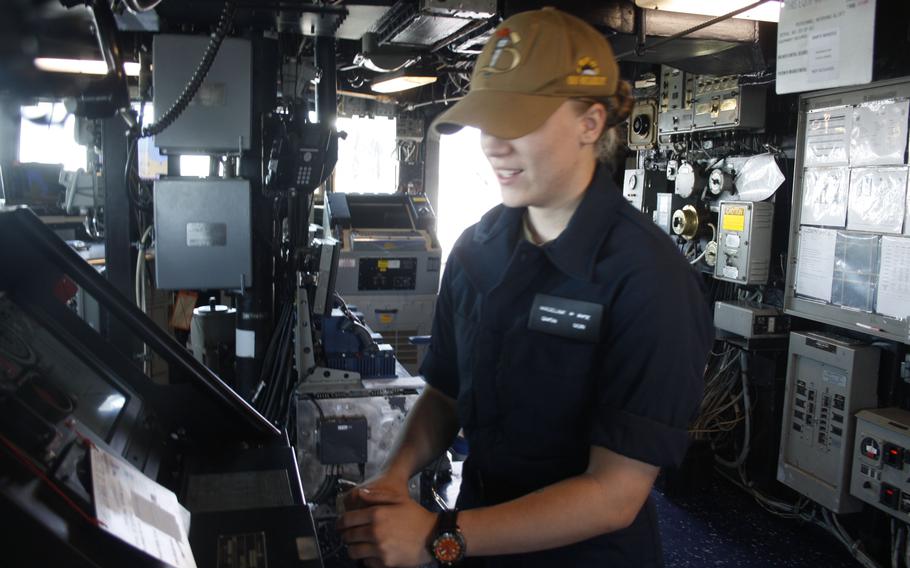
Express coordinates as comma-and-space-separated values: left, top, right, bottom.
154, 178, 252, 290
777, 331, 879, 513
152, 35, 252, 154
715, 200, 773, 285
713, 300, 789, 338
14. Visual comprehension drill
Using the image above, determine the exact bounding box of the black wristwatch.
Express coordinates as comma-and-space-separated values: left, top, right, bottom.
429, 509, 466, 566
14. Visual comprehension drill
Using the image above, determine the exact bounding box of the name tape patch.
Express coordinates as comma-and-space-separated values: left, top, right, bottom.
527, 294, 602, 343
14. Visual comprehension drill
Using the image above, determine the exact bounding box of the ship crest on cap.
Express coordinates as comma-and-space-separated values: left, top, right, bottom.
567, 56, 607, 86
481, 27, 522, 75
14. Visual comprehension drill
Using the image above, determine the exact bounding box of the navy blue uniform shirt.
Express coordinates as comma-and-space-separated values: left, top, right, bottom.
420, 164, 713, 567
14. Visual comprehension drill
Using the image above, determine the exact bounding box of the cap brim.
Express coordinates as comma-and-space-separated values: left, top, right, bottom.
431, 90, 566, 140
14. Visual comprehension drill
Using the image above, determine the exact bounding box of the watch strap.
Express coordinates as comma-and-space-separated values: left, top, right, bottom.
438, 508, 459, 532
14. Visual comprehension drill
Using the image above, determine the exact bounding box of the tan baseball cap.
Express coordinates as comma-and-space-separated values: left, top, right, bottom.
432, 7, 620, 140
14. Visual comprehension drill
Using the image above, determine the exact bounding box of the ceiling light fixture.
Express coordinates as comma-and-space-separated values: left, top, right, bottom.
34, 58, 141, 77
634, 0, 782, 23
371, 69, 437, 94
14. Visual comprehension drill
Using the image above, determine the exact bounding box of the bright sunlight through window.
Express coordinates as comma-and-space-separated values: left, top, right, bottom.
19, 102, 86, 171
437, 126, 501, 267
334, 115, 397, 194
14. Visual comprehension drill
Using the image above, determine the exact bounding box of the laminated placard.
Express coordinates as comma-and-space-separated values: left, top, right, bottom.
795, 226, 837, 302
801, 167, 849, 227
850, 99, 910, 167
804, 107, 851, 166
846, 167, 908, 234
876, 236, 910, 320
832, 231, 880, 313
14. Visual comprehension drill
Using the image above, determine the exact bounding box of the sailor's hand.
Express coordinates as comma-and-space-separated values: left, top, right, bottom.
337, 488, 435, 568
340, 472, 409, 512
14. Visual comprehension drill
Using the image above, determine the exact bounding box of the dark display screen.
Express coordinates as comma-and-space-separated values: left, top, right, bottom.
0, 295, 128, 442
346, 200, 413, 230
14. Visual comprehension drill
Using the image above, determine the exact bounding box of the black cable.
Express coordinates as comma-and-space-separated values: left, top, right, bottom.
260, 304, 297, 424
308, 395, 325, 420
139, 0, 236, 139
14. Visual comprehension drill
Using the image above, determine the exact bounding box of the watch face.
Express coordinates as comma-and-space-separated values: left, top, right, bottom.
433, 533, 464, 564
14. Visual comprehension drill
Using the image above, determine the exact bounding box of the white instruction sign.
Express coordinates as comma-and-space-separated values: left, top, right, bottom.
876, 236, 910, 320
796, 226, 838, 302
91, 445, 197, 568
776, 0, 876, 94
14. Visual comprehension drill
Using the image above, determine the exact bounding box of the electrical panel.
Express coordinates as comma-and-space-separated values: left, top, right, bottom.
658, 66, 766, 137
851, 408, 910, 520
777, 331, 879, 513
658, 66, 694, 134
152, 35, 252, 154
628, 100, 658, 149
691, 73, 766, 131
715, 201, 773, 284
154, 178, 253, 290
623, 169, 668, 218
357, 257, 419, 291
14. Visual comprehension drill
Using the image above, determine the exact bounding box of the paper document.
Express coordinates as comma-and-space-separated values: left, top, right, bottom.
801, 167, 849, 227
876, 236, 910, 320
850, 99, 910, 167
796, 227, 837, 302
91, 445, 197, 568
804, 107, 851, 166
847, 168, 908, 234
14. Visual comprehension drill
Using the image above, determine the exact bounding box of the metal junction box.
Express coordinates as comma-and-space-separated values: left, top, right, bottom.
152, 35, 252, 154
715, 200, 773, 284
154, 178, 252, 290
658, 66, 766, 137
690, 74, 766, 131
658, 66, 694, 135
778, 331, 879, 513
296, 388, 421, 501
851, 408, 910, 520
713, 300, 789, 339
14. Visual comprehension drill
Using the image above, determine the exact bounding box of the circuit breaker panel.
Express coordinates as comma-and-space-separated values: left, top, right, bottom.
657, 65, 766, 137
715, 201, 774, 284
850, 408, 910, 520
778, 331, 879, 513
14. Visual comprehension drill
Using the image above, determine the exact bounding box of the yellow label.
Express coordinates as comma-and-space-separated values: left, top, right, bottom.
378, 259, 388, 272
379, 314, 394, 324
566, 75, 607, 87
383, 242, 395, 250
412, 197, 426, 202
722, 206, 746, 232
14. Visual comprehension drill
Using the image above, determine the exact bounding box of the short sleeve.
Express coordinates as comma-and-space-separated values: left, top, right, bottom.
418, 259, 459, 400
589, 266, 712, 468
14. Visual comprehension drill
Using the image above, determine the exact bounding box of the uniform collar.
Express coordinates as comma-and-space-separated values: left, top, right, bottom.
473, 163, 622, 281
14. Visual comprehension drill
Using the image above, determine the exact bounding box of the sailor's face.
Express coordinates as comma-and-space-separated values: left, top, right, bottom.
480, 100, 590, 209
